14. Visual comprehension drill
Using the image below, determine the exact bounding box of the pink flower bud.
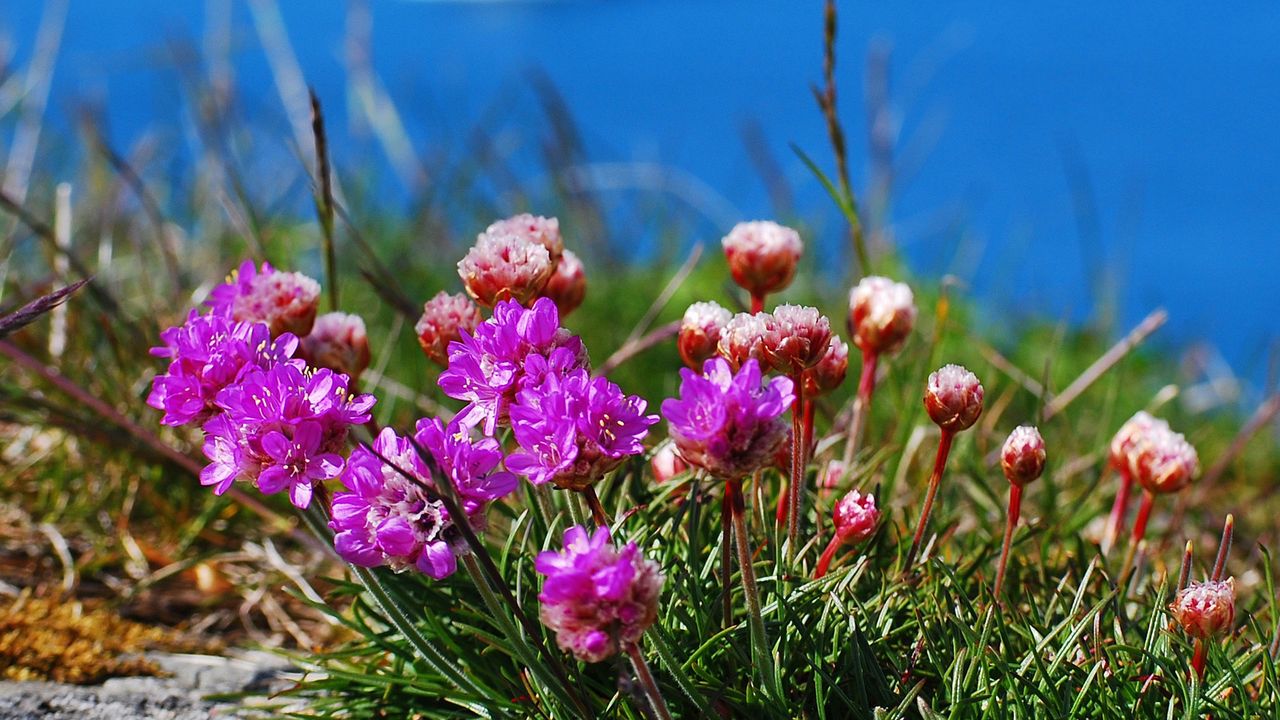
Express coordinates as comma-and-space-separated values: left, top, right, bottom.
484, 213, 563, 263
541, 249, 586, 317
222, 264, 321, 338
1171, 579, 1235, 639
924, 364, 984, 433
416, 291, 483, 366
1001, 425, 1046, 486
833, 489, 880, 544
848, 276, 916, 356
717, 312, 772, 372
650, 441, 689, 484
299, 312, 371, 382
1109, 411, 1163, 475
721, 220, 802, 298
1132, 425, 1199, 495
762, 305, 833, 377
678, 301, 732, 369
802, 337, 849, 397
457, 231, 554, 307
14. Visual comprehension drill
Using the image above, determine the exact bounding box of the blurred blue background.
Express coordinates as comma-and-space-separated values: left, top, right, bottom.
2, 0, 1277, 395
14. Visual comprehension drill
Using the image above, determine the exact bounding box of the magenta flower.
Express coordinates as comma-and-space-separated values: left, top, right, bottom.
329, 423, 518, 579
507, 369, 658, 491
147, 311, 299, 427
200, 364, 375, 508
437, 297, 588, 435
660, 357, 794, 481
207, 260, 321, 338
535, 525, 664, 663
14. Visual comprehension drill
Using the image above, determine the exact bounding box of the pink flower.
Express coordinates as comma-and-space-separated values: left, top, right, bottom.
457, 231, 554, 307
416, 291, 483, 367
721, 221, 802, 299
299, 312, 371, 382
535, 525, 664, 663
762, 305, 833, 377
802, 337, 849, 397
848, 276, 916, 356
1171, 579, 1235, 639
678, 301, 732, 370
1001, 425, 1046, 487
208, 260, 321, 338
924, 364, 984, 433
1131, 425, 1199, 495
833, 489, 880, 544
484, 213, 564, 263
541, 249, 586, 316
717, 312, 772, 372
650, 442, 689, 484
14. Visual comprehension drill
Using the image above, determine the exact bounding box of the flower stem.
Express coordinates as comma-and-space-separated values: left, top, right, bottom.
1118, 490, 1156, 587
802, 398, 816, 463
905, 429, 954, 570
814, 535, 842, 579
841, 349, 878, 469
625, 642, 674, 720
720, 491, 733, 629
1191, 638, 1207, 680
1102, 469, 1133, 555
582, 486, 611, 527
786, 380, 806, 562
750, 293, 765, 315
993, 483, 1023, 598
728, 477, 775, 684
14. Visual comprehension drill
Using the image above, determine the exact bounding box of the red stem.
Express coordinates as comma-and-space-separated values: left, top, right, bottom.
1191, 639, 1206, 680
583, 486, 611, 526
1102, 469, 1132, 555
815, 535, 842, 578
802, 398, 816, 464
1130, 490, 1155, 548
750, 294, 765, 315
906, 429, 954, 570
786, 380, 806, 560
841, 350, 878, 468
993, 483, 1023, 597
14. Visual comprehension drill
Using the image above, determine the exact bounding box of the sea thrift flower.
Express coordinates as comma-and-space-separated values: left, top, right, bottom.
802, 337, 849, 398
1123, 422, 1199, 565
678, 301, 732, 370
329, 423, 516, 579
660, 357, 793, 481
815, 489, 880, 578
906, 364, 985, 568
507, 369, 658, 492
207, 260, 321, 338
415, 291, 483, 367
717, 312, 772, 372
1102, 411, 1165, 554
535, 525, 664, 663
1172, 579, 1236, 640
762, 305, 833, 377
650, 441, 689, 484
299, 312, 371, 382
437, 297, 588, 434
848, 276, 916, 356
200, 364, 375, 508
541, 249, 586, 316
994, 425, 1046, 596
148, 311, 299, 427
721, 220, 802, 309
457, 231, 554, 307
484, 213, 564, 263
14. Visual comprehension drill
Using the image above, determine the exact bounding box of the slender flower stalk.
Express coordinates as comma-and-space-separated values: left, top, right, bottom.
993, 425, 1046, 597
841, 276, 915, 467
1118, 419, 1199, 581
1102, 411, 1160, 554
905, 364, 984, 569
1171, 516, 1236, 680
625, 643, 674, 720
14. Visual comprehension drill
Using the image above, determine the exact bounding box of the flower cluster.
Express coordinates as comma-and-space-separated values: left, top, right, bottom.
661, 357, 794, 480
507, 369, 658, 491
761, 304, 832, 377
207, 260, 321, 338
458, 230, 555, 307
329, 422, 517, 578
924, 364, 984, 433
535, 525, 664, 663
1109, 411, 1199, 495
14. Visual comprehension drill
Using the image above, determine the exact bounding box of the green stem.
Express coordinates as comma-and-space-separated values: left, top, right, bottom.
728, 477, 776, 690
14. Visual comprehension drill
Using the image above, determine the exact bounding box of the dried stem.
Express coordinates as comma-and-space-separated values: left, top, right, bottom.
1043, 308, 1167, 421
309, 89, 339, 313
905, 429, 954, 569
625, 642, 674, 720
841, 349, 878, 468
1102, 469, 1133, 555
993, 483, 1023, 598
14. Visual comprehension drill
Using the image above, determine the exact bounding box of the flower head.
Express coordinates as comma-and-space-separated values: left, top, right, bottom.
1109, 411, 1163, 475
207, 260, 321, 338
535, 525, 664, 662
329, 423, 517, 579
1001, 425, 1046, 487
848, 276, 916, 356
650, 441, 689, 484
299, 312, 371, 382
660, 357, 794, 481
678, 301, 732, 370
416, 291, 483, 367
833, 489, 880, 544
802, 337, 849, 397
457, 230, 554, 307
1132, 424, 1199, 495
484, 213, 563, 263
200, 364, 375, 508
924, 364, 984, 433
762, 305, 833, 377
1171, 579, 1235, 639
541, 249, 586, 317
717, 312, 772, 372
148, 311, 299, 427
437, 297, 588, 434
721, 220, 802, 298
507, 369, 658, 491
